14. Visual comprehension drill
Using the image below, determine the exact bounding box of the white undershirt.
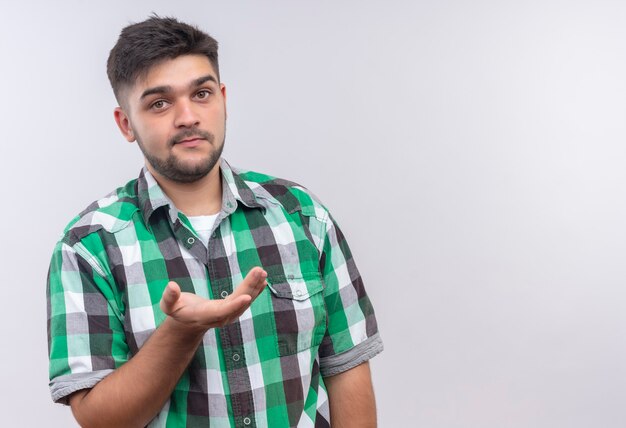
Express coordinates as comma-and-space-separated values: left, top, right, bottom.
187, 214, 219, 247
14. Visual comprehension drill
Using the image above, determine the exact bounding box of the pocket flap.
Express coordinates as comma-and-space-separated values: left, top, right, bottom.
267, 274, 324, 301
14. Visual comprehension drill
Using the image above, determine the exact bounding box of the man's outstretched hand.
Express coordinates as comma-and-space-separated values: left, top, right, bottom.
69, 270, 268, 428
160, 266, 268, 333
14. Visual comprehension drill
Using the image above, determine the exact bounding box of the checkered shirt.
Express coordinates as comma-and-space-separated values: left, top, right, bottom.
47, 159, 383, 427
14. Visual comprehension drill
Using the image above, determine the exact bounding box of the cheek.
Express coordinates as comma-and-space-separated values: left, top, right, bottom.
214, 110, 227, 131
136, 122, 170, 148
208, 103, 226, 121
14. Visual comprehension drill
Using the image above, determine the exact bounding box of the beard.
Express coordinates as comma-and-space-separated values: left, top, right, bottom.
136, 127, 225, 184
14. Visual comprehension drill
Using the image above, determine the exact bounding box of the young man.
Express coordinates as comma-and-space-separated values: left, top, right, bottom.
47, 16, 383, 427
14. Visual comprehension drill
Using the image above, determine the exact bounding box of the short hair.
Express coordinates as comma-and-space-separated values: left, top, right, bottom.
107, 15, 220, 104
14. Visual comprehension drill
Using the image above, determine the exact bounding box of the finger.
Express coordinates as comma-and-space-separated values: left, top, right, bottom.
225, 294, 253, 317
231, 294, 257, 319
206, 294, 252, 326
231, 267, 267, 300
160, 281, 181, 315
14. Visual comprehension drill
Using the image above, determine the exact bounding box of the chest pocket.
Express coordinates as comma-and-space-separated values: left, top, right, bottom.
267, 273, 327, 356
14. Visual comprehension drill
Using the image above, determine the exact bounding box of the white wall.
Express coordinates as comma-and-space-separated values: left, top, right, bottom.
2, 1, 626, 426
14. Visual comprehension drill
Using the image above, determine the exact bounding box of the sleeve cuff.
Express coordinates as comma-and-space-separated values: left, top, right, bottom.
50, 369, 114, 405
319, 333, 384, 377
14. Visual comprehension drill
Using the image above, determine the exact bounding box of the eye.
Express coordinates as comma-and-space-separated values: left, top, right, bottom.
195, 89, 211, 100
150, 99, 169, 110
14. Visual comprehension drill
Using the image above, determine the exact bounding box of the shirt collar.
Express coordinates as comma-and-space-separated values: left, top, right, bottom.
137, 158, 266, 226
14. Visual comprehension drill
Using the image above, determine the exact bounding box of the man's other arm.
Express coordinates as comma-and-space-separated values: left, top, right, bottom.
68, 268, 267, 428
324, 361, 377, 428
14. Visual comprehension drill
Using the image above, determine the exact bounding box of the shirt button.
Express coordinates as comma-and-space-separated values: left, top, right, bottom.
294, 289, 303, 298
220, 290, 229, 298
287, 274, 295, 280
226, 201, 233, 208
187, 237, 195, 245
232, 353, 240, 362
243, 417, 251, 425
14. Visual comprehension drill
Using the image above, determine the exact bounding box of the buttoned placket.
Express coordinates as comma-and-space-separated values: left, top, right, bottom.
164, 176, 259, 427
194, 196, 255, 427
206, 215, 257, 428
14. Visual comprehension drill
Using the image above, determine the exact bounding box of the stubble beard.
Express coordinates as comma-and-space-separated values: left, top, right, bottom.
137, 127, 225, 184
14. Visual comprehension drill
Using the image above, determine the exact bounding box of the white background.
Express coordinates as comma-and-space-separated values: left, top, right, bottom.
1, 1, 626, 426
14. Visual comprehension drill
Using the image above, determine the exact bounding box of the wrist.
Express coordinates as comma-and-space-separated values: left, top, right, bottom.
161, 316, 207, 343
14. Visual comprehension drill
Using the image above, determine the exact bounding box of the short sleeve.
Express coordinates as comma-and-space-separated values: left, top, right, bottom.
317, 214, 383, 377
47, 240, 129, 404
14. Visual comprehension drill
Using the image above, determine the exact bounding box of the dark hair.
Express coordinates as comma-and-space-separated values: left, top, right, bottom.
107, 15, 220, 104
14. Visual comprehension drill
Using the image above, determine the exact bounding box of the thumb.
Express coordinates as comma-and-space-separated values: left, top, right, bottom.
160, 281, 181, 315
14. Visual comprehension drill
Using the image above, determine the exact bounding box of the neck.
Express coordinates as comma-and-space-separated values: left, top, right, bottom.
148, 163, 223, 216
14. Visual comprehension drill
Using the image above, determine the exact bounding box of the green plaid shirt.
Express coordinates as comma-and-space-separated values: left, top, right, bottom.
47, 159, 382, 428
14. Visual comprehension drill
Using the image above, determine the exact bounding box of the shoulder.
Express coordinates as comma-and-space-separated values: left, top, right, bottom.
233, 165, 329, 219
60, 177, 141, 246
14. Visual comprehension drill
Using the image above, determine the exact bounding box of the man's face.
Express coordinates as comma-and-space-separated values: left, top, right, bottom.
115, 54, 227, 183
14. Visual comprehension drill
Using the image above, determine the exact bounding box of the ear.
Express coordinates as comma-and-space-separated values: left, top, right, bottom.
114, 107, 136, 142
220, 83, 227, 120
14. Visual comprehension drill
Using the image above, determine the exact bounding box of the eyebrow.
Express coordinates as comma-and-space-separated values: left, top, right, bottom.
193, 75, 218, 87
139, 75, 218, 100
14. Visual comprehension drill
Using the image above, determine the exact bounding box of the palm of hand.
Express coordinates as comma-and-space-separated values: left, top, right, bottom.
159, 266, 268, 332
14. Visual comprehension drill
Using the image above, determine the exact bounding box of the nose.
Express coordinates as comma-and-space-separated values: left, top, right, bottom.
173, 100, 200, 128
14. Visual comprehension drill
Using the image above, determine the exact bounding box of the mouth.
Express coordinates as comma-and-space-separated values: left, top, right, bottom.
175, 137, 207, 147
169, 129, 215, 148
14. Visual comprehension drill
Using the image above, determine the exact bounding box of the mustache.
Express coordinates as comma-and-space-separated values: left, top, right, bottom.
168, 128, 215, 147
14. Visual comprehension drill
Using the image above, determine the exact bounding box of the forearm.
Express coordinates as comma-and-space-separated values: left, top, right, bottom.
68, 270, 266, 427
325, 362, 377, 428
69, 317, 206, 428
